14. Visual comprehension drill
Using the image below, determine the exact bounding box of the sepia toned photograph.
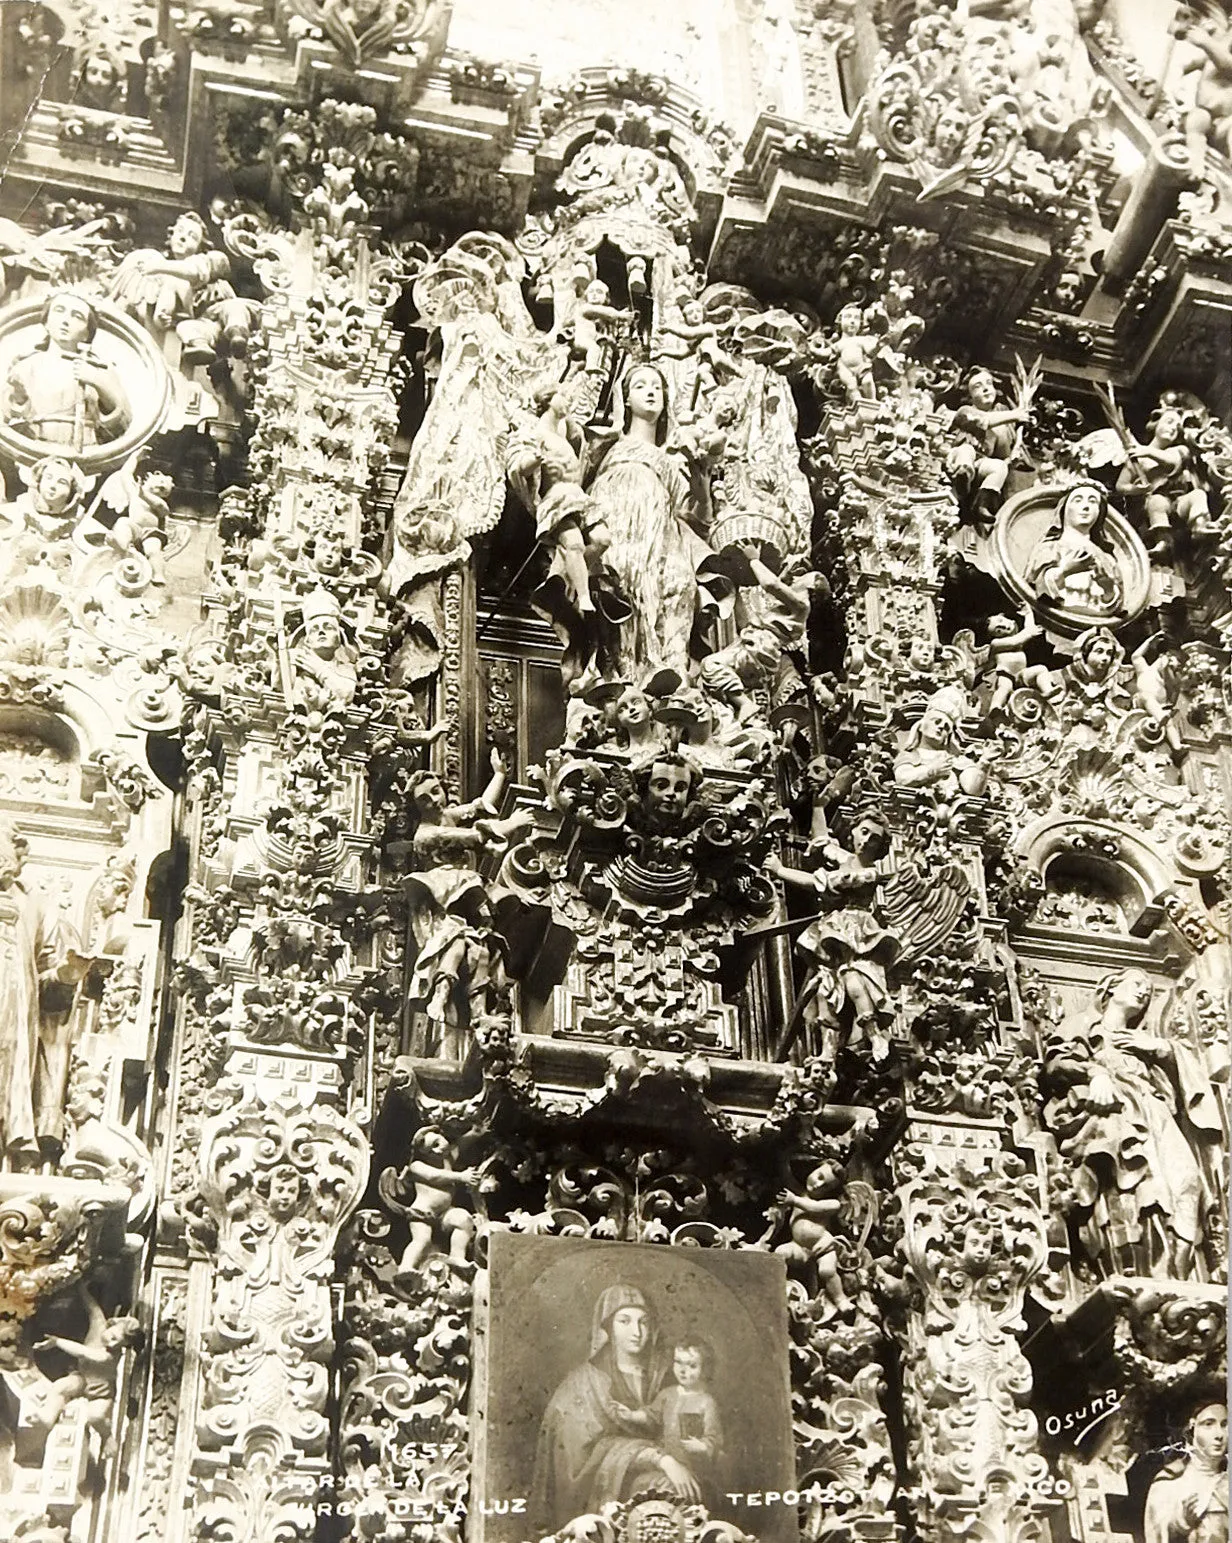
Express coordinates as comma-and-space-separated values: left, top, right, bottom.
475, 1233, 797, 1542
0, 0, 1227, 1538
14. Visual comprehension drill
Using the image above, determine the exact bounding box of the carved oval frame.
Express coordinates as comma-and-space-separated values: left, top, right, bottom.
0, 294, 173, 475
989, 481, 1151, 638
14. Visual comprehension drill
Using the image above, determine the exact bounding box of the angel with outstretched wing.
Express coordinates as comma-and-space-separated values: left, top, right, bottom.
760, 1158, 879, 1315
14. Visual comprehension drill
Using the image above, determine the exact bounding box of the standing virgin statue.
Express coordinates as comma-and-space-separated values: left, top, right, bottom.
586, 363, 720, 677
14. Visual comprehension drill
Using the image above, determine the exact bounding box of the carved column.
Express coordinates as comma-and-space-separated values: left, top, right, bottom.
128, 105, 420, 1543
889, 1125, 1057, 1541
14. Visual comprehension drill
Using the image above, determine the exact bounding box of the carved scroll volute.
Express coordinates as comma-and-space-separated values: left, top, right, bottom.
194, 1095, 369, 1454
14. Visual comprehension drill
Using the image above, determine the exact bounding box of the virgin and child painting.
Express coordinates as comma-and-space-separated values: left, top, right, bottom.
474, 1233, 797, 1543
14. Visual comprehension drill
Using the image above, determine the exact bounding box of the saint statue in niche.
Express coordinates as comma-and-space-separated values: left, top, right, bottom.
585, 363, 723, 679
1041, 969, 1219, 1280
988, 478, 1150, 635
0, 819, 95, 1167
2, 291, 131, 454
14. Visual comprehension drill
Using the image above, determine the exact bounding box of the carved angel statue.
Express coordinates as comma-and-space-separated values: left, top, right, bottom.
767, 810, 971, 1062
1092, 391, 1219, 560
945, 361, 1036, 527
109, 211, 254, 366
402, 752, 532, 1058
378, 1126, 484, 1279
761, 1158, 878, 1315
29, 1284, 142, 1451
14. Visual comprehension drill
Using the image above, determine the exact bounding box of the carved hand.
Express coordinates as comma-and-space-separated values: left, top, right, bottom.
1085, 1072, 1121, 1112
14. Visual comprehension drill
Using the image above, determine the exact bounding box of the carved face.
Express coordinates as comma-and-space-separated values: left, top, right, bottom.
1152, 408, 1182, 445
805, 1163, 837, 1196
672, 1346, 703, 1389
933, 105, 969, 161
608, 1306, 649, 1358
961, 1225, 993, 1269
1053, 270, 1083, 309
616, 688, 651, 728
626, 366, 666, 425
46, 293, 93, 350
0, 831, 23, 887
417, 1130, 450, 1159
1082, 633, 1117, 676
141, 470, 174, 502
918, 703, 957, 747
265, 1165, 302, 1220
681, 300, 703, 325
1062, 484, 1102, 534
412, 776, 445, 817
1190, 1403, 1228, 1463
98, 871, 133, 915
967, 371, 997, 409
849, 817, 886, 861
82, 53, 120, 97
647, 760, 691, 820
304, 615, 342, 657
34, 460, 77, 512
585, 279, 610, 304
168, 215, 205, 259
1110, 969, 1153, 1018
837, 306, 862, 335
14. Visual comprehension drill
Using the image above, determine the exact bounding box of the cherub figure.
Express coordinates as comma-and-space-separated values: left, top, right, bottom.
985, 607, 1062, 715
573, 279, 633, 376
110, 211, 252, 366
1130, 633, 1178, 726
90, 451, 173, 584
658, 296, 736, 402
1175, 13, 1232, 175
31, 1285, 142, 1452
600, 679, 670, 754
378, 1127, 483, 1279
946, 366, 1032, 527
1115, 400, 1215, 558
774, 1163, 850, 1310
833, 303, 879, 402
1, 456, 88, 547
